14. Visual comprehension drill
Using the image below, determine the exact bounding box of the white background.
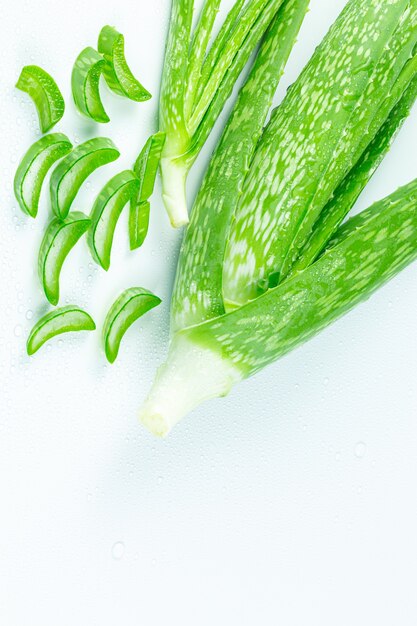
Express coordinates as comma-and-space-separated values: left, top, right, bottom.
1, 0, 417, 624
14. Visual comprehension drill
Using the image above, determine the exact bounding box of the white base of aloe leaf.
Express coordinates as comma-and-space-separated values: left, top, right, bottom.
160, 157, 190, 228
139, 334, 243, 437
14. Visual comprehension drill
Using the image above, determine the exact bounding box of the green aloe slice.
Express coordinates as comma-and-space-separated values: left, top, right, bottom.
14, 133, 72, 218
71, 47, 110, 123
16, 65, 65, 133
98, 25, 151, 102
27, 306, 96, 355
38, 211, 91, 305
103, 288, 161, 363
88, 170, 139, 270
130, 132, 166, 250
50, 137, 120, 219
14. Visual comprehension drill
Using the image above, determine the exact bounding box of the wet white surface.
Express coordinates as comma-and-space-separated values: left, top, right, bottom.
1, 0, 417, 624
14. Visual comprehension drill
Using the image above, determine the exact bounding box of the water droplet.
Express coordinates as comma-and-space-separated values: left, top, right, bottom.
14, 325, 22, 337
25, 310, 33, 320
111, 542, 125, 560
355, 442, 367, 459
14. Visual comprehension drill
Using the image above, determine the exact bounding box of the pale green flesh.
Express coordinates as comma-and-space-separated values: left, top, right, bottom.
39, 212, 91, 305
16, 65, 65, 133
172, 0, 310, 332
27, 307, 96, 355
88, 171, 139, 270
103, 288, 161, 363
223, 0, 417, 307
50, 138, 120, 219
14, 133, 72, 217
71, 47, 110, 123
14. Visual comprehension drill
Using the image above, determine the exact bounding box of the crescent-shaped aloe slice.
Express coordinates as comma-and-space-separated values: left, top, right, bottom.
103, 288, 161, 363
14, 133, 72, 218
130, 132, 166, 250
88, 170, 139, 270
16, 65, 65, 133
97, 26, 151, 102
39, 211, 91, 305
71, 47, 110, 123
50, 137, 120, 219
27, 306, 96, 356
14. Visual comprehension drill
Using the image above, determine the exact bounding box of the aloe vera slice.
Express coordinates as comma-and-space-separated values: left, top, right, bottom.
50, 137, 120, 219
88, 170, 139, 270
98, 26, 151, 102
14, 133, 72, 218
103, 288, 161, 363
27, 306, 96, 355
129, 132, 166, 250
16, 65, 65, 133
71, 47, 110, 123
38, 212, 91, 305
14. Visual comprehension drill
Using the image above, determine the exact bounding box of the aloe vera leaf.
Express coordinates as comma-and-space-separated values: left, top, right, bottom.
291, 72, 417, 275
222, 0, 417, 308
159, 0, 287, 227
187, 0, 300, 165
159, 0, 194, 139
158, 0, 194, 226
140, 177, 417, 436
183, 0, 222, 121
194, 0, 246, 106
172, 0, 310, 332
188, 0, 284, 134
280, 33, 417, 281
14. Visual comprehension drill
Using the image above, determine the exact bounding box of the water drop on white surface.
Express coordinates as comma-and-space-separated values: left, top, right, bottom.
25, 310, 33, 320
111, 542, 125, 560
14, 324, 22, 337
355, 442, 367, 459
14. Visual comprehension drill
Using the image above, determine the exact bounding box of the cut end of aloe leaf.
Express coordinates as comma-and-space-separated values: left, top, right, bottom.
160, 158, 189, 228
138, 334, 242, 437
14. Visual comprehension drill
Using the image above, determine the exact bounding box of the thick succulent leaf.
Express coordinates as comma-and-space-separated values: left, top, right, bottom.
222, 0, 417, 308
183, 177, 417, 378
184, 0, 222, 120
172, 0, 310, 332
291, 71, 417, 274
